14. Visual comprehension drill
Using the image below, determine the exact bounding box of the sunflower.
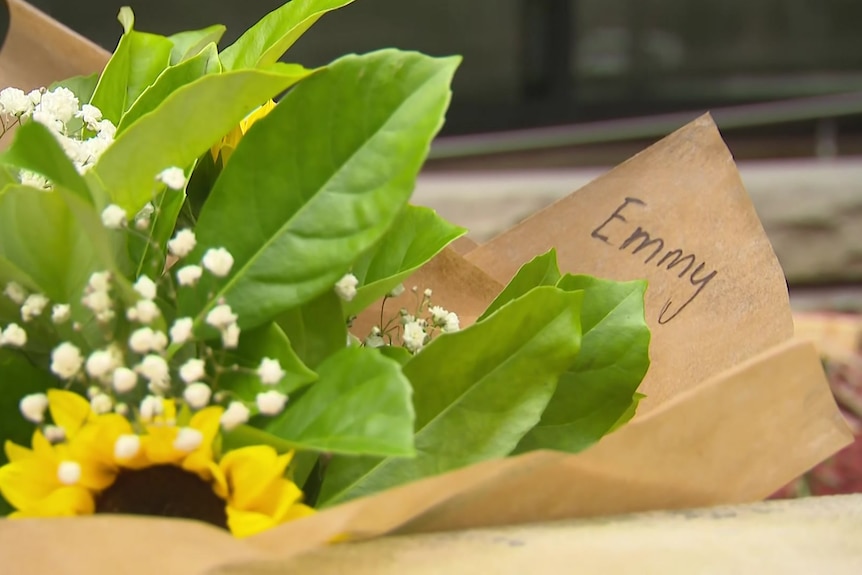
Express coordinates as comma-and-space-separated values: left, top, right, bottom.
0, 390, 313, 538
210, 99, 277, 164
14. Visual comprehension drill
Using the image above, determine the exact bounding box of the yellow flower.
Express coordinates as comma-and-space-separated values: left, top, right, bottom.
0, 390, 313, 537
210, 100, 277, 165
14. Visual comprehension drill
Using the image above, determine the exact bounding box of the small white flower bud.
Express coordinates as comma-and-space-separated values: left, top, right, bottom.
57, 461, 81, 485
51, 304, 71, 324
402, 321, 426, 353
179, 358, 206, 384
222, 323, 240, 349
135, 355, 170, 385
133, 276, 157, 300
173, 427, 203, 452
205, 304, 237, 330
113, 367, 138, 393
100, 204, 127, 229
170, 317, 194, 344
114, 435, 140, 460
183, 383, 212, 409
21, 293, 49, 322
19, 393, 48, 423
0, 323, 27, 347
128, 327, 157, 354
176, 265, 203, 287
50, 342, 84, 379
388, 283, 405, 297
126, 299, 161, 324
44, 425, 66, 444
90, 393, 113, 415
87, 271, 111, 293
139, 395, 163, 422
114, 402, 129, 416
168, 229, 197, 258
85, 349, 116, 379
256, 358, 285, 385
256, 390, 288, 416
202, 248, 234, 277
334, 273, 358, 302
3, 282, 27, 304
220, 401, 250, 431
157, 166, 186, 190
443, 312, 460, 333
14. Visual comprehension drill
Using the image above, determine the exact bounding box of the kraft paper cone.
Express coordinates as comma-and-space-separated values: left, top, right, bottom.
0, 2, 854, 574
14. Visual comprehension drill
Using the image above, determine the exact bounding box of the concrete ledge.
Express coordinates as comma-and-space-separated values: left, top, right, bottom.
414, 158, 862, 287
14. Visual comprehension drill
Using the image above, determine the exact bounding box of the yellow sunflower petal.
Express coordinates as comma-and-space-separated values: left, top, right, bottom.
219, 446, 292, 510
239, 99, 276, 133
47, 389, 94, 438
140, 425, 182, 465
4, 440, 32, 463
8, 485, 94, 517
225, 506, 278, 539
0, 457, 60, 510
181, 407, 223, 479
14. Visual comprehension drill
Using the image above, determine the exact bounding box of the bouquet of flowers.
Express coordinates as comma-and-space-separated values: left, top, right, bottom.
0, 0, 652, 539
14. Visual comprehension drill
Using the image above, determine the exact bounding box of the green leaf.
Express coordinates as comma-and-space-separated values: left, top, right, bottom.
276, 290, 347, 369
344, 205, 466, 317
514, 275, 650, 454
266, 346, 414, 457
127, 187, 185, 280
180, 50, 459, 333
118, 43, 222, 133
219, 321, 318, 400
375, 345, 412, 366
478, 248, 561, 322
90, 11, 174, 124
0, 122, 92, 200
49, 72, 100, 104
169, 24, 227, 65
220, 0, 354, 70
92, 63, 313, 213
319, 286, 584, 505
0, 349, 56, 516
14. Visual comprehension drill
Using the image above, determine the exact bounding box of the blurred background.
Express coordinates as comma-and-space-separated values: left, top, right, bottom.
6, 0, 862, 496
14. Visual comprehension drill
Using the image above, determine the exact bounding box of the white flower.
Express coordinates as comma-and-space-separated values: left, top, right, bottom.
220, 401, 250, 431
32, 108, 64, 133
27, 89, 42, 107
112, 367, 138, 393
87, 271, 111, 293
388, 283, 405, 297
100, 204, 127, 229
168, 229, 197, 258
170, 317, 194, 344
39, 87, 78, 125
128, 327, 158, 354
57, 461, 81, 486
179, 358, 206, 384
3, 282, 27, 304
364, 333, 385, 348
176, 265, 203, 287
429, 306, 448, 325
44, 425, 66, 444
126, 299, 161, 324
90, 393, 113, 415
402, 321, 426, 353
95, 119, 116, 140
51, 304, 71, 324
205, 304, 237, 330
114, 435, 141, 460
19, 393, 48, 423
424, 288, 433, 298
139, 395, 164, 422
76, 104, 103, 129
443, 312, 460, 333
51, 342, 84, 379
0, 87, 33, 116
134, 203, 154, 229
20, 293, 49, 322
183, 383, 212, 409
256, 358, 285, 385
133, 276, 158, 300
156, 166, 186, 190
82, 290, 114, 321
0, 323, 27, 347
256, 391, 288, 416
222, 323, 240, 349
173, 427, 203, 452
85, 349, 117, 379
202, 248, 234, 277
135, 354, 170, 385
334, 273, 358, 302
19, 170, 51, 189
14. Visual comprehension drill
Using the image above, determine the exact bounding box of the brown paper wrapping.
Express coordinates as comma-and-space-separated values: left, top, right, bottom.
0, 2, 854, 573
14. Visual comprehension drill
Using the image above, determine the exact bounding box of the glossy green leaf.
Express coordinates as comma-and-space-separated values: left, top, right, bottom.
478, 248, 561, 322
92, 63, 313, 213
0, 122, 91, 200
220, 0, 354, 70
266, 346, 414, 457
49, 72, 100, 104
277, 290, 347, 369
514, 275, 650, 454
90, 11, 174, 124
219, 321, 318, 400
375, 345, 412, 366
319, 286, 584, 505
169, 24, 227, 65
344, 205, 466, 316
118, 43, 222, 133
0, 349, 56, 516
128, 187, 185, 280
180, 50, 459, 333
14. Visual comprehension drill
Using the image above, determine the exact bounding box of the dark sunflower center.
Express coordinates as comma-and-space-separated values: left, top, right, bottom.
94, 465, 228, 530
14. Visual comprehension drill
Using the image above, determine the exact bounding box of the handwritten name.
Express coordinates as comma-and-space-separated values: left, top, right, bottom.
591, 197, 717, 324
